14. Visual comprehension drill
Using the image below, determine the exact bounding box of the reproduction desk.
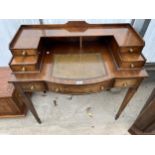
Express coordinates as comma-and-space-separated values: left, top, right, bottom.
9, 21, 148, 123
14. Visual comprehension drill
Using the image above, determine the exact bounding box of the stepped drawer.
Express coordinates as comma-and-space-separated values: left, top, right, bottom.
120, 47, 143, 53
116, 52, 146, 69
9, 55, 40, 73
119, 61, 145, 69
10, 65, 38, 72
12, 49, 38, 56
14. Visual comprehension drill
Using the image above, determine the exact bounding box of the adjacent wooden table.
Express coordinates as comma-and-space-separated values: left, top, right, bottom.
9, 21, 148, 123
0, 67, 27, 117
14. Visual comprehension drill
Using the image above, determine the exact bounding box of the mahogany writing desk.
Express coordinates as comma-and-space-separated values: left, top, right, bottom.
9, 21, 148, 123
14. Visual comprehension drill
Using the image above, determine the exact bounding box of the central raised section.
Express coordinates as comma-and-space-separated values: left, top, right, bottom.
38, 36, 114, 83
52, 53, 106, 80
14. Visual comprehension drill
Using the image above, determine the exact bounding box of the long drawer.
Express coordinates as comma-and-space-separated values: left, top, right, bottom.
47, 80, 114, 94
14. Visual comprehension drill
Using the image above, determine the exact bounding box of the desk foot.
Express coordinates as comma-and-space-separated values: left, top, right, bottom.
37, 118, 42, 124
115, 114, 119, 120
106, 88, 111, 91
115, 87, 139, 119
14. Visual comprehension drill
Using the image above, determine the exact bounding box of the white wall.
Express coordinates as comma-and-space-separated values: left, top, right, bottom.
42, 19, 131, 24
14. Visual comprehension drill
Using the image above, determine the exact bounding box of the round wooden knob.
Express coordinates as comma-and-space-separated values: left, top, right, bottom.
130, 63, 135, 68
22, 67, 25, 71
129, 48, 134, 53
100, 86, 104, 90
123, 82, 127, 87
22, 50, 26, 56
30, 85, 34, 90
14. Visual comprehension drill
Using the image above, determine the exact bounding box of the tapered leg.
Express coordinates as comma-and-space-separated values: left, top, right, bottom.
14, 83, 42, 124
115, 87, 139, 120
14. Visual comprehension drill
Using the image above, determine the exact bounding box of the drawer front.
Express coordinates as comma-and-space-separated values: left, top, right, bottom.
47, 81, 113, 94
118, 61, 145, 69
20, 82, 46, 92
10, 64, 37, 72
120, 47, 143, 53
114, 79, 138, 88
12, 49, 37, 56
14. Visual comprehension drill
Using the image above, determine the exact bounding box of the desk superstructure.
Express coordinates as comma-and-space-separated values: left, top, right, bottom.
9, 21, 148, 123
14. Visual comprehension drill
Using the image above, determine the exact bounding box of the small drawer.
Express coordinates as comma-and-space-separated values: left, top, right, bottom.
120, 47, 143, 53
114, 79, 138, 88
12, 49, 38, 56
10, 65, 38, 72
119, 61, 145, 69
116, 52, 146, 69
20, 82, 46, 92
10, 55, 39, 73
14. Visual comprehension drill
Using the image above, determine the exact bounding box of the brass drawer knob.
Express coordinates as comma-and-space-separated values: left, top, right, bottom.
18, 94, 22, 97
100, 86, 104, 90
55, 88, 59, 92
130, 63, 135, 68
30, 85, 34, 90
22, 67, 26, 71
129, 48, 134, 53
123, 82, 128, 87
46, 51, 50, 55
22, 50, 26, 56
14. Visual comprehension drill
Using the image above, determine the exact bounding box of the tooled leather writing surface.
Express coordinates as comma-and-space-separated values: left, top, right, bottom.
52, 53, 106, 80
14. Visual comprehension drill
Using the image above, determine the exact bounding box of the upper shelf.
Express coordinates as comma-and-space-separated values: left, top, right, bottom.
10, 21, 145, 50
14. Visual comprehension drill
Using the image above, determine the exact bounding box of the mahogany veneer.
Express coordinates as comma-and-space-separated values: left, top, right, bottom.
9, 21, 148, 123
